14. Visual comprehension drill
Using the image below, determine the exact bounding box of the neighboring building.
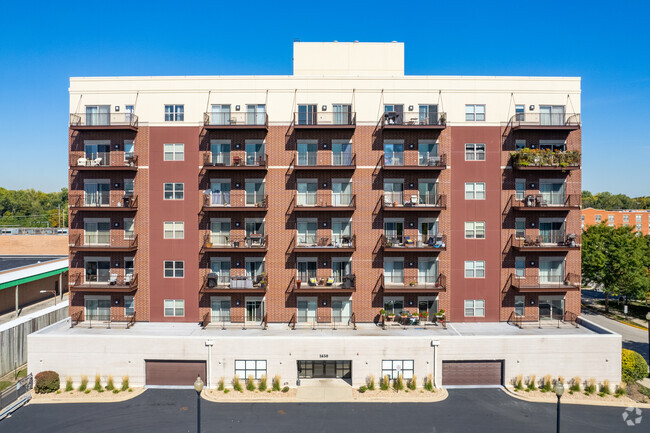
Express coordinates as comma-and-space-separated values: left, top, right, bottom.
582, 207, 650, 235
29, 42, 620, 389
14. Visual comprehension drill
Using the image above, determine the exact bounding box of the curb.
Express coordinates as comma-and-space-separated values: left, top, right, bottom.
502, 387, 650, 409
28, 388, 146, 404
582, 304, 648, 331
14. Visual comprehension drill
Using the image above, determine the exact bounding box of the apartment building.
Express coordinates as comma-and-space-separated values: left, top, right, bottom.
582, 207, 650, 235
30, 42, 620, 389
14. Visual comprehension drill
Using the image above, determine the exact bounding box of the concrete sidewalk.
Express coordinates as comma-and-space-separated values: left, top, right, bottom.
296, 379, 354, 402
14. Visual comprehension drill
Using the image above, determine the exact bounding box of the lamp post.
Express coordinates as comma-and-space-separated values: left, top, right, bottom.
554, 380, 564, 433
194, 375, 204, 433
646, 312, 650, 367
40, 289, 57, 305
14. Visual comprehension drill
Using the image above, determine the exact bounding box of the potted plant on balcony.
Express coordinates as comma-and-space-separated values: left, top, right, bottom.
387, 312, 395, 322
409, 281, 417, 287
296, 279, 302, 289
205, 238, 213, 248
435, 309, 445, 320
419, 311, 429, 320
260, 272, 267, 290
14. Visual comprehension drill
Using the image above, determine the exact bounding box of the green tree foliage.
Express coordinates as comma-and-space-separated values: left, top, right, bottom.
582, 224, 650, 309
0, 187, 68, 227
582, 191, 650, 210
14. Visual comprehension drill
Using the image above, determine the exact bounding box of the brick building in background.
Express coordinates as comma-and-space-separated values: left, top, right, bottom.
582, 207, 650, 235
31, 42, 620, 389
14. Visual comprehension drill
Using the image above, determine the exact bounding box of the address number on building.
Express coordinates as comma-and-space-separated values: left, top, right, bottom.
319, 354, 328, 358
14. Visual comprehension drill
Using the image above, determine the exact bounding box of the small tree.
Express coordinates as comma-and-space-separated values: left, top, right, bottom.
35, 371, 60, 394
272, 375, 281, 391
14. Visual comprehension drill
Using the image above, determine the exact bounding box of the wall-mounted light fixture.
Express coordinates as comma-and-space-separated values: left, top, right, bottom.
530, 222, 536, 228
529, 183, 536, 189
114, 144, 119, 149
409, 183, 415, 188
235, 183, 240, 188
115, 263, 119, 267
322, 301, 327, 306
323, 182, 328, 188
409, 222, 415, 227
529, 261, 535, 266
409, 300, 413, 305
115, 299, 120, 305
530, 299, 535, 305
115, 106, 120, 112
114, 222, 119, 227
236, 300, 240, 306
409, 262, 414, 267
114, 183, 120, 188
235, 222, 240, 228
235, 105, 240, 111
323, 143, 328, 149
322, 261, 327, 267
235, 261, 240, 267
409, 143, 415, 149
529, 105, 535, 111
235, 143, 241, 149
408, 105, 414, 111
321, 105, 327, 111
323, 222, 328, 228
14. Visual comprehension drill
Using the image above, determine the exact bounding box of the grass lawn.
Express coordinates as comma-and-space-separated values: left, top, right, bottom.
0, 368, 28, 392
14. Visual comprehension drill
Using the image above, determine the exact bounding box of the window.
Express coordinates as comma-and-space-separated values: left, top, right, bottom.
164, 221, 184, 239
384, 179, 404, 205
85, 105, 110, 126
246, 104, 266, 126
84, 142, 110, 166
164, 183, 184, 200
124, 179, 134, 197
297, 179, 317, 206
464, 299, 485, 317
539, 105, 565, 126
297, 258, 317, 282
84, 219, 110, 244
465, 104, 485, 121
210, 258, 231, 285
384, 104, 404, 124
164, 261, 184, 278
163, 143, 184, 161
84, 257, 110, 283
84, 180, 110, 206
623, 215, 629, 223
210, 219, 231, 245
418, 258, 438, 285
418, 140, 439, 166
595, 214, 601, 223
515, 257, 525, 278
164, 104, 184, 122
245, 180, 265, 206
515, 105, 525, 121
125, 105, 135, 123
464, 222, 485, 239
164, 299, 184, 317
539, 180, 565, 205
124, 218, 134, 240
210, 141, 231, 165
383, 297, 404, 315
464, 261, 485, 278
382, 360, 414, 380
515, 179, 526, 200
331, 258, 352, 284
539, 140, 566, 152
384, 141, 404, 166
539, 257, 565, 284
635, 215, 642, 223
636, 224, 642, 232
245, 141, 264, 166
297, 104, 317, 125
332, 179, 352, 206
235, 360, 267, 380
124, 257, 134, 278
297, 142, 317, 166
124, 296, 134, 317
297, 219, 318, 245
210, 104, 231, 125
209, 179, 231, 205
581, 215, 585, 222
384, 258, 405, 284
419, 104, 440, 125
332, 104, 352, 125
465, 182, 486, 200
332, 141, 353, 166
515, 218, 526, 239
124, 140, 134, 161
514, 296, 525, 316
608, 215, 614, 223
465, 144, 486, 161
515, 139, 526, 151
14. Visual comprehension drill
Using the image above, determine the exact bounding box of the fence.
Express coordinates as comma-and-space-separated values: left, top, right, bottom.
0, 373, 32, 418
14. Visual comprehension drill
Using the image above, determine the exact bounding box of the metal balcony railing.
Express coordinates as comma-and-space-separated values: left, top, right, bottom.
381, 111, 446, 127
509, 112, 580, 128
70, 112, 138, 128
296, 193, 355, 208
382, 273, 446, 291
293, 111, 356, 126
295, 234, 355, 249
204, 233, 267, 249
204, 152, 267, 167
70, 194, 138, 210
383, 234, 446, 249
70, 272, 138, 290
511, 273, 581, 290
510, 233, 580, 249
203, 193, 267, 209
203, 111, 268, 127
511, 194, 581, 209
204, 273, 267, 290
511, 149, 581, 169
384, 193, 445, 208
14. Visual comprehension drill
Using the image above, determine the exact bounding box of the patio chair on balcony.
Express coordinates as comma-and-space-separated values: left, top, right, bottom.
326, 277, 334, 286
524, 236, 539, 247
77, 157, 87, 166
404, 235, 414, 246
342, 274, 355, 289
566, 233, 577, 247
90, 157, 102, 167
536, 195, 548, 207
308, 277, 318, 286
109, 273, 117, 285
124, 274, 133, 285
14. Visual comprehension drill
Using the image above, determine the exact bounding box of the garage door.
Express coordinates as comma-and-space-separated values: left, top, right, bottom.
442, 360, 503, 386
145, 360, 206, 387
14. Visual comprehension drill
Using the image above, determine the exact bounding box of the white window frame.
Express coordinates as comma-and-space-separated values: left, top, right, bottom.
595, 214, 602, 223
514, 296, 525, 317
124, 295, 135, 317
163, 221, 184, 239
234, 360, 267, 380
163, 261, 184, 278
123, 140, 134, 161
124, 218, 134, 240
465, 182, 486, 200
163, 143, 184, 161
464, 261, 485, 278
384, 257, 405, 285
382, 360, 414, 380
515, 218, 526, 239
465, 143, 486, 161
164, 104, 184, 122
515, 256, 525, 278
164, 299, 185, 317
465, 104, 486, 121
464, 221, 486, 239
464, 299, 485, 317
163, 183, 184, 200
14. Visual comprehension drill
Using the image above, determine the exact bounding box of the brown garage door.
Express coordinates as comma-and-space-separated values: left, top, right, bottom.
145, 360, 206, 387
442, 360, 503, 386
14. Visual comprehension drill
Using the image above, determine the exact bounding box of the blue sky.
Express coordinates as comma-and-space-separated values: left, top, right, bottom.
0, 0, 648, 196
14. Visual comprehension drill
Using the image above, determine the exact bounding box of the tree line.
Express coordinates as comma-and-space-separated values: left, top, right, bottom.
582, 191, 650, 210
0, 187, 68, 228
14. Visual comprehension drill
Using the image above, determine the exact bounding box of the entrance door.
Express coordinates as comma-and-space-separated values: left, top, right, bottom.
539, 296, 565, 320
245, 298, 263, 323
332, 298, 351, 323
297, 360, 351, 379
85, 296, 110, 320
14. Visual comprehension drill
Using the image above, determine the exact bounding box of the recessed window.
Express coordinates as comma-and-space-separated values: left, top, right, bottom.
515, 139, 526, 151
465, 104, 485, 121
164, 221, 184, 239
234, 360, 267, 380
465, 182, 486, 200
464, 222, 485, 239
164, 299, 185, 317
382, 360, 414, 380
515, 257, 525, 278
465, 144, 486, 161
164, 143, 184, 161
608, 215, 614, 223
164, 261, 184, 278
515, 105, 525, 121
635, 215, 642, 223
595, 214, 601, 223
124, 296, 135, 316
464, 261, 485, 278
164, 183, 184, 200
464, 299, 485, 317
623, 215, 629, 223
514, 296, 525, 316
164, 105, 184, 122
124, 218, 134, 240
515, 218, 526, 239
124, 140, 134, 161
124, 179, 134, 197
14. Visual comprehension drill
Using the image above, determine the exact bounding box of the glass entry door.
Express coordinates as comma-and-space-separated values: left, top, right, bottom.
245, 299, 263, 323
85, 297, 110, 320
298, 360, 351, 379
297, 298, 317, 322
539, 296, 565, 320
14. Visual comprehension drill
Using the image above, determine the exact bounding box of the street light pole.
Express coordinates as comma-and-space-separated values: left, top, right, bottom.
194, 375, 204, 433
646, 312, 650, 367
554, 380, 564, 433
40, 289, 57, 305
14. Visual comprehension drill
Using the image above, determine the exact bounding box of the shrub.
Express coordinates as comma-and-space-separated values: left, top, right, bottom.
380, 375, 390, 391
65, 377, 73, 392
615, 383, 627, 397
121, 376, 129, 392
272, 375, 281, 392
408, 375, 417, 391
105, 375, 115, 391
218, 377, 225, 391
367, 374, 375, 391
569, 376, 581, 393
233, 375, 243, 392
246, 375, 256, 391
84, 389, 91, 394
79, 375, 88, 392
112, 389, 120, 394
35, 371, 60, 394
601, 380, 611, 395
258, 375, 267, 392
526, 375, 536, 392
224, 388, 230, 394
541, 375, 552, 393
281, 386, 289, 393
358, 385, 367, 393
394, 374, 405, 392
514, 375, 523, 391
424, 374, 434, 392
93, 374, 102, 391
584, 378, 597, 395
622, 349, 649, 384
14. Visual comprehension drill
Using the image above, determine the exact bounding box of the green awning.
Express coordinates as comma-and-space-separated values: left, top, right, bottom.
0, 268, 69, 291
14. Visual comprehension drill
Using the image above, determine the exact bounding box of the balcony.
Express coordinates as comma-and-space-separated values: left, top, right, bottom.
200, 273, 267, 294
382, 234, 446, 252
381, 274, 447, 293
203, 112, 268, 130
202, 233, 267, 252
293, 194, 356, 212
510, 234, 580, 252
291, 153, 356, 171
69, 273, 138, 293
69, 113, 138, 131
69, 195, 138, 213
69, 153, 138, 171
201, 193, 268, 212
382, 194, 446, 212
509, 273, 581, 292
292, 234, 356, 253
69, 234, 138, 252
511, 149, 580, 170
381, 111, 446, 129
509, 113, 580, 131
202, 153, 267, 170
382, 153, 446, 171
293, 112, 356, 129
510, 194, 581, 211
292, 275, 356, 293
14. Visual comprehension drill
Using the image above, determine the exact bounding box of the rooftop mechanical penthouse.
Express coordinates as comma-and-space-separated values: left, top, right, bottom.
67, 41, 583, 328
